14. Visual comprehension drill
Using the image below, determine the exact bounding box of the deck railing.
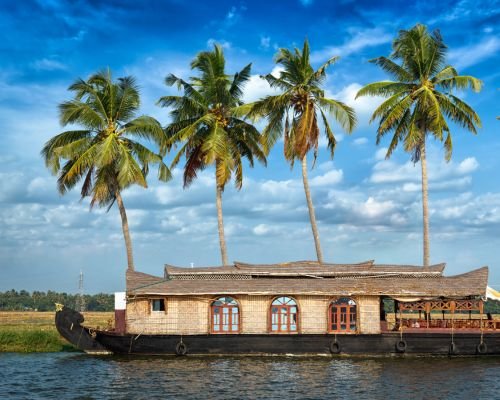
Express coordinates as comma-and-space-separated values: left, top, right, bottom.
387, 318, 500, 331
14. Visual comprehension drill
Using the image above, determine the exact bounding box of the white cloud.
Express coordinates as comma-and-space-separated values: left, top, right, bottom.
26, 176, 56, 197
253, 224, 271, 235
370, 157, 479, 184
260, 179, 297, 196
32, 58, 67, 71
352, 137, 368, 146
2, 146, 499, 290
370, 160, 420, 184
402, 177, 472, 192
310, 169, 343, 187
456, 157, 479, 174
375, 147, 388, 161
226, 6, 237, 21
332, 82, 385, 124
242, 67, 283, 103
448, 37, 500, 69
355, 197, 395, 219
431, 0, 500, 23
220, 5, 245, 29
311, 29, 391, 62
434, 193, 500, 226
318, 161, 334, 171
242, 75, 273, 103
260, 36, 271, 49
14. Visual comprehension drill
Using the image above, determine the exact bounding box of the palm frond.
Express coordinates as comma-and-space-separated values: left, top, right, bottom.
80, 167, 94, 198
262, 73, 293, 91
162, 74, 206, 105
182, 145, 205, 188
356, 81, 413, 98
431, 65, 457, 83
312, 56, 339, 83
369, 57, 414, 82
383, 108, 411, 157
230, 63, 252, 98
57, 159, 87, 195
319, 108, 336, 158
317, 98, 357, 133
370, 90, 409, 122
116, 144, 147, 188
435, 92, 480, 134
122, 115, 166, 147
41, 130, 92, 172
376, 89, 419, 135
437, 75, 483, 92
59, 101, 104, 129
96, 133, 120, 167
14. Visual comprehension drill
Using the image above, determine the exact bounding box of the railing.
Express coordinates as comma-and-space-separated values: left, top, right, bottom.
397, 319, 500, 330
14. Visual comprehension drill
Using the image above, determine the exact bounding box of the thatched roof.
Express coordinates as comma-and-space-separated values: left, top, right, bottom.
164, 260, 446, 278
126, 261, 488, 298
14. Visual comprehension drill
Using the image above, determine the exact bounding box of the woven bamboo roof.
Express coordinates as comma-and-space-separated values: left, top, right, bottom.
127, 261, 488, 298
164, 260, 446, 278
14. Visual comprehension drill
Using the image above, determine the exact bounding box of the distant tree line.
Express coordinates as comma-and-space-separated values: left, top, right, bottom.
0, 290, 113, 311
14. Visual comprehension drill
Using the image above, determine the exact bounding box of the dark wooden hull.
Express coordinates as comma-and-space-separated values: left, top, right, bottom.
56, 306, 500, 356
95, 331, 500, 356
55, 305, 110, 353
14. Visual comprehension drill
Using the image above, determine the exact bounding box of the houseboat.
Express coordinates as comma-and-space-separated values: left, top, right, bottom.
55, 260, 500, 356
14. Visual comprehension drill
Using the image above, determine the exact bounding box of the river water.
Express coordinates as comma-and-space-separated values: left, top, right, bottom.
0, 353, 499, 399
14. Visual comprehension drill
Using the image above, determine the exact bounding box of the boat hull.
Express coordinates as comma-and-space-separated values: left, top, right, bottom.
95, 331, 500, 356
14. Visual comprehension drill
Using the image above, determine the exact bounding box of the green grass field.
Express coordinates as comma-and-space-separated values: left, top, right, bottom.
0, 311, 113, 352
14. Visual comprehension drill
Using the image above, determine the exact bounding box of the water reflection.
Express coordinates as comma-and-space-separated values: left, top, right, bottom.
0, 353, 499, 399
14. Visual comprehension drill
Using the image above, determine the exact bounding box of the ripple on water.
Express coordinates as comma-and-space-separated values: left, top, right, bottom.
0, 353, 499, 399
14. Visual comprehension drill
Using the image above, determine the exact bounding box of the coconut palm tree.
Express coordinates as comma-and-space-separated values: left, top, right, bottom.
246, 39, 356, 264
158, 45, 266, 265
42, 70, 170, 271
356, 24, 482, 266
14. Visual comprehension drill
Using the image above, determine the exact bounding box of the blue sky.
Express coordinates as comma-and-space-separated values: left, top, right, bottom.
1, 0, 499, 293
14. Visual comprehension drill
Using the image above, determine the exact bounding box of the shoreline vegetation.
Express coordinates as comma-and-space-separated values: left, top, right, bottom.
0, 311, 113, 352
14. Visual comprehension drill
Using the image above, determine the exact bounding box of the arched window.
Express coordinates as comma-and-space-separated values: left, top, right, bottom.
270, 296, 298, 333
329, 298, 356, 333
211, 297, 239, 333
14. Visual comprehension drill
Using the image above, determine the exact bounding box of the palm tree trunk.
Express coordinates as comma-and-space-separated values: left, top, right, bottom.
420, 140, 430, 267
301, 155, 324, 264
216, 184, 229, 266
115, 191, 135, 271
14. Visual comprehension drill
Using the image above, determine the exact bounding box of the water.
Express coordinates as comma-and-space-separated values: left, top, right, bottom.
0, 353, 499, 399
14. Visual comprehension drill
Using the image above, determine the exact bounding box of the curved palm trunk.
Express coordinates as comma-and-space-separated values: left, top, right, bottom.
301, 155, 324, 264
216, 184, 229, 266
115, 191, 135, 271
420, 140, 430, 267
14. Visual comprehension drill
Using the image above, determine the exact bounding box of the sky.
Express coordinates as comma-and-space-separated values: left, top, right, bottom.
0, 0, 499, 294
